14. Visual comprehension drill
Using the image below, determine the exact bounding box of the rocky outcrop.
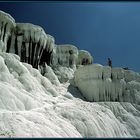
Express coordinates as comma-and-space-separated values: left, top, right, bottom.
51, 44, 78, 69
74, 64, 140, 104
0, 10, 16, 52
77, 50, 93, 66
0, 10, 93, 70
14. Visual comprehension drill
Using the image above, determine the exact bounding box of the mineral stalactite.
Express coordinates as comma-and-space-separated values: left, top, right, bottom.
0, 10, 16, 52
0, 10, 93, 69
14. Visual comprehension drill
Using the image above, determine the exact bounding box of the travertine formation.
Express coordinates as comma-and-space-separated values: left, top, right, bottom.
74, 64, 140, 103
0, 11, 16, 52
9, 23, 49, 68
0, 10, 140, 138
1, 10, 140, 105
77, 50, 93, 65
0, 10, 93, 70
52, 44, 79, 69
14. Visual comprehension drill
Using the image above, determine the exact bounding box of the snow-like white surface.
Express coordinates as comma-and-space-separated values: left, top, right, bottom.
0, 10, 16, 52
53, 66, 75, 83
46, 34, 55, 53
39, 63, 60, 86
0, 10, 140, 138
0, 10, 93, 70
0, 52, 139, 138
13, 23, 48, 66
74, 64, 140, 103
77, 50, 93, 65
16, 23, 47, 44
52, 44, 78, 70
8, 22, 56, 69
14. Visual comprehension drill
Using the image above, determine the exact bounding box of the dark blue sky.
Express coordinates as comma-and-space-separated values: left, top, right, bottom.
0, 2, 140, 72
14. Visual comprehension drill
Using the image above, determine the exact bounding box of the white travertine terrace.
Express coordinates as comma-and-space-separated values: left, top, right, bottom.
74, 64, 140, 104
52, 44, 78, 69
0, 10, 16, 52
0, 10, 140, 138
39, 34, 55, 66
77, 50, 93, 65
0, 10, 93, 70
46, 34, 55, 53
14, 23, 48, 68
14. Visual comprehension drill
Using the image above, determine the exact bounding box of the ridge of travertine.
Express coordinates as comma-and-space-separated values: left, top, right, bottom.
0, 10, 139, 138
0, 10, 93, 70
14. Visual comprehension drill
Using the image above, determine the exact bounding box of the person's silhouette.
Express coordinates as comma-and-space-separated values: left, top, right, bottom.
108, 58, 112, 68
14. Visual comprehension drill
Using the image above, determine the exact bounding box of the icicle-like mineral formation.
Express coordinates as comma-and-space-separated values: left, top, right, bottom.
8, 23, 49, 68
39, 34, 55, 66
1, 10, 93, 70
51, 44, 78, 69
74, 64, 140, 104
77, 50, 93, 66
0, 10, 16, 52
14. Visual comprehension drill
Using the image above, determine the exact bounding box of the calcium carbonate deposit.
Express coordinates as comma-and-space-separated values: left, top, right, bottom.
0, 10, 140, 138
